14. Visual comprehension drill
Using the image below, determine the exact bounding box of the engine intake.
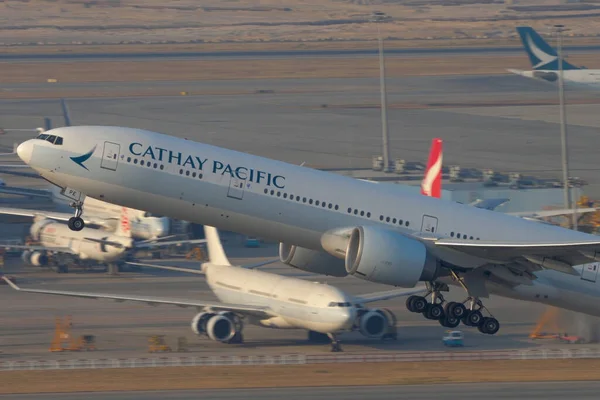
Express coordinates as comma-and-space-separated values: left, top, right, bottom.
358, 309, 394, 339
345, 226, 440, 287
191, 311, 242, 343
279, 243, 347, 277
22, 250, 48, 266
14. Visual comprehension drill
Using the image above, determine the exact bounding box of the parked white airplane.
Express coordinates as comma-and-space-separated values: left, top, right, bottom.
509, 26, 600, 90
3, 226, 424, 351
14, 126, 600, 334
3, 208, 203, 273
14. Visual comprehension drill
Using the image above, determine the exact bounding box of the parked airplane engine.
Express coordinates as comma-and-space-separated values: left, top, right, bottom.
345, 226, 440, 287
191, 311, 242, 343
191, 311, 214, 335
21, 250, 48, 266
358, 308, 395, 339
279, 243, 347, 277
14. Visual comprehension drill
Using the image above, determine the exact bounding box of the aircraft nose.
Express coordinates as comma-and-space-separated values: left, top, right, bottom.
17, 140, 34, 164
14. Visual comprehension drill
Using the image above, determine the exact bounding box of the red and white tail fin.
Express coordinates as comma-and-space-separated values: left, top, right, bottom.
115, 207, 132, 238
421, 138, 443, 198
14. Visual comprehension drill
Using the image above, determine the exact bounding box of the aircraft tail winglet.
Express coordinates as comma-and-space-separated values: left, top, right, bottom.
421, 138, 442, 198
203, 226, 231, 267
115, 207, 132, 238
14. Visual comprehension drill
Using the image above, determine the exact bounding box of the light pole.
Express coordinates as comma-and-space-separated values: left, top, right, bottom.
554, 24, 577, 230
377, 25, 391, 173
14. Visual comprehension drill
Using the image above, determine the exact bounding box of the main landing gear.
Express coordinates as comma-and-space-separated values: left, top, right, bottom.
405, 281, 500, 335
67, 202, 85, 232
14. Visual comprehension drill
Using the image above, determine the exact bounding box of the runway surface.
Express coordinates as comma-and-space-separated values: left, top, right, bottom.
1, 45, 599, 62
0, 47, 544, 61
5, 382, 600, 400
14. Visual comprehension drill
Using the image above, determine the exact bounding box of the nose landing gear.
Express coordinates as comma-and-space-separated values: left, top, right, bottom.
67, 202, 85, 231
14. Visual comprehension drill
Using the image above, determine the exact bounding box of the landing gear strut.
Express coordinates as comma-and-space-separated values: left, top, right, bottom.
327, 333, 342, 352
67, 202, 85, 231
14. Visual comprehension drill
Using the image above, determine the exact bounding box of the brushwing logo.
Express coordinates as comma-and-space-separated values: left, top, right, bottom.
526, 33, 556, 69
70, 145, 97, 170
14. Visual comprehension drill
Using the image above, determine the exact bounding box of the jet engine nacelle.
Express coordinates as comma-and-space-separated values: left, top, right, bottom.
358, 308, 395, 339
279, 243, 347, 277
22, 250, 48, 266
191, 311, 242, 343
345, 226, 440, 287
191, 311, 215, 335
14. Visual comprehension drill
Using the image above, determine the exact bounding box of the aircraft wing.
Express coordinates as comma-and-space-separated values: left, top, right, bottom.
134, 239, 207, 249
2, 277, 273, 318
353, 286, 428, 304
435, 238, 600, 273
0, 207, 110, 228
0, 243, 75, 254
509, 207, 598, 218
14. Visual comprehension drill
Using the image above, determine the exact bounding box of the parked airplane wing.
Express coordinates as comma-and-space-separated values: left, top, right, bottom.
509, 207, 598, 219
353, 285, 428, 304
0, 207, 110, 228
2, 277, 273, 318
435, 238, 600, 271
134, 238, 207, 249
0, 243, 75, 254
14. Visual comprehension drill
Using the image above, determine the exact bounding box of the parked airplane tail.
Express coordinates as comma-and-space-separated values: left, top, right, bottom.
115, 207, 132, 238
516, 26, 580, 71
421, 138, 442, 198
203, 226, 231, 267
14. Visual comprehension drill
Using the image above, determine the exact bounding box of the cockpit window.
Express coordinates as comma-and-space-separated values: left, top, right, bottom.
328, 302, 352, 307
35, 133, 63, 145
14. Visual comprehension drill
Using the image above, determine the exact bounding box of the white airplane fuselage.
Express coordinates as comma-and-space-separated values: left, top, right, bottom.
510, 68, 600, 89
31, 218, 132, 262
206, 264, 355, 332
17, 126, 600, 317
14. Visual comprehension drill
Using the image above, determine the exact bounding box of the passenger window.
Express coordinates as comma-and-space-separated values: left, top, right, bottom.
360, 211, 364, 216
334, 205, 339, 210
315, 200, 320, 206
386, 217, 390, 222
192, 172, 196, 178
309, 199, 313, 204
283, 193, 288, 199
160, 165, 164, 170
271, 190, 275, 195
380, 215, 384, 221
367, 212, 371, 218
277, 192, 281, 197
451, 232, 454, 237
399, 219, 403, 225
348, 208, 352, 213
392, 218, 396, 224
134, 159, 138, 164
354, 209, 358, 215
405, 221, 410, 227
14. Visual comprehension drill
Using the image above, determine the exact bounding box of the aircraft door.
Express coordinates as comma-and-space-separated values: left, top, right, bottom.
227, 177, 245, 200
421, 215, 438, 234
581, 263, 599, 283
101, 141, 120, 171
